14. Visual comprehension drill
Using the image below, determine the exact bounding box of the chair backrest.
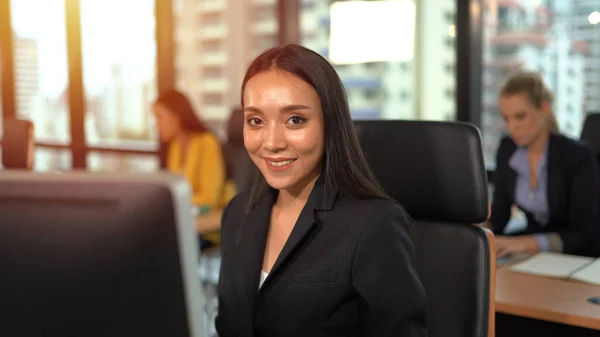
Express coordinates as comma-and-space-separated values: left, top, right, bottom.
580, 113, 600, 257
2, 118, 34, 170
581, 113, 600, 158
354, 120, 495, 337
222, 107, 257, 192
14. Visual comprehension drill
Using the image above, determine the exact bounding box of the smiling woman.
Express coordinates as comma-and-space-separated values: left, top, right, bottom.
215, 44, 427, 337
243, 70, 325, 196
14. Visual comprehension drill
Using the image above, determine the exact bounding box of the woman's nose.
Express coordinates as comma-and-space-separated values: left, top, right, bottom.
263, 123, 286, 153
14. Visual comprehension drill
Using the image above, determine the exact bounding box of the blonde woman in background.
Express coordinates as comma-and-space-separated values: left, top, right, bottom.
489, 71, 600, 257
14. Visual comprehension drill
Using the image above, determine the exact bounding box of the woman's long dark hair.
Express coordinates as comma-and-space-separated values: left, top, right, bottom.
241, 44, 390, 211
155, 89, 233, 179
154, 89, 208, 133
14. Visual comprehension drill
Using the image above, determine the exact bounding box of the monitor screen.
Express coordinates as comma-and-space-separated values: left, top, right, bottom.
0, 171, 206, 337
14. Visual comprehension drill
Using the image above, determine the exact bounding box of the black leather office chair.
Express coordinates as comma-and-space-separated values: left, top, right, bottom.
580, 113, 600, 258
581, 113, 600, 156
222, 106, 257, 193
355, 120, 495, 337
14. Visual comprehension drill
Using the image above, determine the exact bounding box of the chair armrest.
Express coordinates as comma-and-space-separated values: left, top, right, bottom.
481, 227, 496, 337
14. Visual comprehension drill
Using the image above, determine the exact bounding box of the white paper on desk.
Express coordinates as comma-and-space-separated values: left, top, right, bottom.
509, 252, 594, 278
571, 259, 600, 286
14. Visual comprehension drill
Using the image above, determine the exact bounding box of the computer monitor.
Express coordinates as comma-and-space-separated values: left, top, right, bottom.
0, 171, 206, 337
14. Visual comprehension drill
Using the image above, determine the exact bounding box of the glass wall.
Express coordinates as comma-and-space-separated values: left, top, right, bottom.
87, 151, 159, 172
34, 148, 71, 171
480, 0, 600, 168
80, 0, 157, 147
173, 0, 279, 137
0, 63, 3, 139
79, 0, 158, 171
10, 0, 70, 144
299, 0, 457, 121
1, 0, 488, 170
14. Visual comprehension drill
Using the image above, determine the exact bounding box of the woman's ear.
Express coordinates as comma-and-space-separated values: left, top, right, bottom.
540, 100, 551, 117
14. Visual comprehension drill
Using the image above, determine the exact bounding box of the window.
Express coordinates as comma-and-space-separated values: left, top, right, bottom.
480, 0, 599, 168
364, 89, 378, 100
34, 148, 71, 172
300, 0, 456, 121
201, 13, 223, 27
364, 62, 382, 71
565, 121, 574, 133
301, 0, 316, 10
203, 93, 223, 106
399, 90, 411, 101
174, 0, 278, 133
202, 40, 222, 53
10, 0, 70, 144
444, 11, 455, 23
0, 67, 3, 139
80, 0, 158, 151
203, 66, 223, 79
87, 152, 159, 173
400, 62, 411, 72
254, 6, 275, 21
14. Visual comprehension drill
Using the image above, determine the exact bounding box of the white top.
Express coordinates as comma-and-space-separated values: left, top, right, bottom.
259, 270, 269, 289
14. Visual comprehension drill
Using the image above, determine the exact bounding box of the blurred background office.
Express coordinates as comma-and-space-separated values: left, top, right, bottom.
2, 1, 600, 336
1, 0, 599, 174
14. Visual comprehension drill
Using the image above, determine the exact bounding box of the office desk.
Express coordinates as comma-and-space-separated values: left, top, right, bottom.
196, 209, 223, 234
495, 267, 600, 330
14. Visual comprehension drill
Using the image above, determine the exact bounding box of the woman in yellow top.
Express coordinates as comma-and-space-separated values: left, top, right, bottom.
153, 89, 235, 247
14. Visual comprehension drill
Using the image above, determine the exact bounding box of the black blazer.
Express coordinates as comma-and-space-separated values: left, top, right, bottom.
215, 177, 427, 337
490, 134, 600, 255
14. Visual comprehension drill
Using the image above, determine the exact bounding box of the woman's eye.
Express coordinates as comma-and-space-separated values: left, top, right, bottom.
247, 118, 263, 126
287, 116, 306, 125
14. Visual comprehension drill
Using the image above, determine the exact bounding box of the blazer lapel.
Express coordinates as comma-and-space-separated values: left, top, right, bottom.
546, 134, 561, 220
262, 175, 338, 289
265, 201, 316, 285
238, 188, 275, 310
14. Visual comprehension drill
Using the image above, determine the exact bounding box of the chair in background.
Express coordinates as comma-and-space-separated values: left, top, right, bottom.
222, 106, 258, 193
198, 106, 254, 337
581, 113, 600, 157
580, 113, 600, 258
1, 118, 34, 170
355, 120, 495, 337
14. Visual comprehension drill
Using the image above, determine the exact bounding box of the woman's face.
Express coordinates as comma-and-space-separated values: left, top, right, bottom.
243, 69, 325, 194
499, 93, 549, 147
153, 102, 183, 142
